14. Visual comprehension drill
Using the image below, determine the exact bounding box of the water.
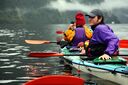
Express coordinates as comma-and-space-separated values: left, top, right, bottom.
0, 23, 128, 85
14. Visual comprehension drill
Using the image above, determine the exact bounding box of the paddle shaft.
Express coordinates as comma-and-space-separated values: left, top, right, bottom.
25, 40, 128, 48
49, 41, 57, 43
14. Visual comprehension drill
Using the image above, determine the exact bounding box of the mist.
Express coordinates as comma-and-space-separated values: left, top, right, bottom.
46, 0, 128, 12
0, 0, 128, 24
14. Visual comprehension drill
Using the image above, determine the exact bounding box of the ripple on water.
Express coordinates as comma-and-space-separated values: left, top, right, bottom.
16, 65, 31, 69
2, 44, 30, 52
16, 77, 35, 80
0, 59, 10, 62
4, 62, 11, 64
0, 80, 17, 84
13, 61, 21, 64
0, 65, 16, 68
3, 48, 18, 51
4, 72, 13, 74
0, 42, 7, 45
22, 48, 30, 51
7, 43, 19, 46
0, 53, 20, 56
0, 80, 27, 84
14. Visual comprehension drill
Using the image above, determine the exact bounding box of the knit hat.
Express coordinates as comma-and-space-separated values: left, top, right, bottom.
75, 12, 86, 26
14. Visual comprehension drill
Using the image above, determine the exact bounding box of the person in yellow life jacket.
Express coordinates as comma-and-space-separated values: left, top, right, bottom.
64, 12, 92, 48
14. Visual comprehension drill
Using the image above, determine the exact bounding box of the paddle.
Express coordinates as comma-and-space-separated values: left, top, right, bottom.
119, 40, 128, 48
56, 30, 64, 34
25, 40, 69, 48
25, 40, 57, 44
28, 52, 128, 58
25, 39, 128, 48
24, 75, 85, 85
28, 52, 86, 58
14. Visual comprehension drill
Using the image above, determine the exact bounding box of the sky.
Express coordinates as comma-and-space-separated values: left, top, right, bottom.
44, 0, 128, 23
46, 0, 128, 13
1, 0, 128, 15
0, 0, 128, 23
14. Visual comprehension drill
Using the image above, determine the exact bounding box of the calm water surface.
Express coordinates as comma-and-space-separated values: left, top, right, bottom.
0, 23, 128, 85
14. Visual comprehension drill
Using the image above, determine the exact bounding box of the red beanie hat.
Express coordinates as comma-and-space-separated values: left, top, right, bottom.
75, 12, 86, 26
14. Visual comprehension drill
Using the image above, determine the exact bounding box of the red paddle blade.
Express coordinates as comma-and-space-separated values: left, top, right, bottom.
28, 52, 64, 58
119, 40, 128, 48
24, 75, 84, 85
120, 40, 128, 43
56, 29, 64, 34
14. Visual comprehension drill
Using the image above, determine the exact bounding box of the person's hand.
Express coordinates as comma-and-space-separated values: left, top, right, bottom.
80, 49, 86, 54
68, 23, 76, 30
77, 42, 84, 47
99, 54, 111, 60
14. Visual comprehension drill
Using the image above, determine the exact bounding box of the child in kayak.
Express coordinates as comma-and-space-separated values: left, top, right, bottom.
64, 12, 92, 50
85, 9, 119, 60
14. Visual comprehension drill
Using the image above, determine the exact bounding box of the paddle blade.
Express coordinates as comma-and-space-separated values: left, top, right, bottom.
28, 52, 64, 58
119, 40, 128, 48
25, 40, 50, 44
56, 31, 64, 34
24, 75, 84, 85
56, 29, 64, 34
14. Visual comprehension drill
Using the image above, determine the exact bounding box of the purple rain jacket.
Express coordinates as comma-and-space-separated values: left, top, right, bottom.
72, 27, 88, 46
90, 24, 119, 56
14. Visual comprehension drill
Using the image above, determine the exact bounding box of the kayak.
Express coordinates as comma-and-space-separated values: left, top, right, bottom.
27, 47, 128, 85
61, 47, 128, 85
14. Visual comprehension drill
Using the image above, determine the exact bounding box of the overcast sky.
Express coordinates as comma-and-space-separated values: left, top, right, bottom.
0, 0, 128, 23
1, 0, 128, 15
46, 0, 128, 13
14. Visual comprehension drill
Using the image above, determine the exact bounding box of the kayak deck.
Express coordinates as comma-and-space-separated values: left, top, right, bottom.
61, 47, 128, 75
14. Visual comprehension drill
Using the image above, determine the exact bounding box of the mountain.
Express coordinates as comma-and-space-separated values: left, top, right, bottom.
0, 0, 127, 24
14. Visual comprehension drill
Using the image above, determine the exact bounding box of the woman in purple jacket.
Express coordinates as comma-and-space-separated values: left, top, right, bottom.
86, 9, 119, 60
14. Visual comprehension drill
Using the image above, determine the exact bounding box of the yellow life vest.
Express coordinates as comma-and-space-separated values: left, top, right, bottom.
64, 25, 93, 42
83, 25, 93, 39
64, 29, 75, 41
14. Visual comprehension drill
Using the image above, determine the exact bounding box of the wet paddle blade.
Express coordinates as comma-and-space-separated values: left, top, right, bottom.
28, 52, 64, 58
24, 75, 84, 85
25, 40, 56, 44
27, 52, 87, 58
119, 40, 128, 48
28, 52, 128, 58
56, 30, 64, 34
